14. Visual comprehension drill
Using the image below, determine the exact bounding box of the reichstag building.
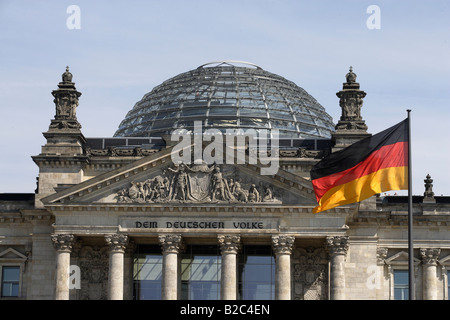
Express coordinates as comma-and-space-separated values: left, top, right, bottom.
1, 61, 449, 300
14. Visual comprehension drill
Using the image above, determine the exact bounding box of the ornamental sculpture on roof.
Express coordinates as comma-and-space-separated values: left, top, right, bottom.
115, 163, 280, 204
335, 66, 368, 132
62, 66, 73, 83
49, 66, 82, 130
345, 66, 357, 83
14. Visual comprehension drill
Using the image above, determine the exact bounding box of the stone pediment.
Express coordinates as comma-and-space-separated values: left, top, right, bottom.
384, 251, 421, 266
42, 145, 317, 207
0, 248, 28, 262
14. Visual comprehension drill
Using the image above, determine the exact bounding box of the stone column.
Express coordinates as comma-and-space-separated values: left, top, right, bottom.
272, 235, 295, 300
159, 234, 183, 300
51, 234, 75, 300
326, 236, 349, 300
218, 234, 241, 300
124, 241, 136, 300
105, 233, 129, 300
420, 248, 440, 300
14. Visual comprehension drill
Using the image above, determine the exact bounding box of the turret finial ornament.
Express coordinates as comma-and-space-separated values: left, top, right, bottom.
345, 66, 357, 84
62, 66, 73, 83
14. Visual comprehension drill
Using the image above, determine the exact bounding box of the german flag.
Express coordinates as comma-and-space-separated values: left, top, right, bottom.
311, 119, 409, 213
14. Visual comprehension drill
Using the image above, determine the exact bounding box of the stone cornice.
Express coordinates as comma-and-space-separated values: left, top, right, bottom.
378, 239, 450, 250
31, 155, 89, 168
85, 147, 159, 158
45, 203, 352, 215
84, 147, 324, 160
0, 209, 54, 223
348, 209, 450, 226
42, 129, 86, 142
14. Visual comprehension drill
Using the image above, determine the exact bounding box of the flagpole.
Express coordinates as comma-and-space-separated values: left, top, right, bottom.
407, 109, 415, 300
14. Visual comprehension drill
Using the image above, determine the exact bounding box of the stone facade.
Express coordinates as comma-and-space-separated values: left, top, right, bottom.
1, 67, 450, 300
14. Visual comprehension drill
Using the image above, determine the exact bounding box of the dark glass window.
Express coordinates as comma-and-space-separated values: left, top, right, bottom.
238, 246, 275, 300
133, 245, 162, 300
1, 266, 20, 297
180, 108, 207, 117
181, 245, 221, 300
207, 118, 238, 127
394, 270, 409, 300
209, 107, 237, 116
240, 108, 267, 117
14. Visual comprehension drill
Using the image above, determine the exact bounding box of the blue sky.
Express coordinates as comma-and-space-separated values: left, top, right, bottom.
1, 0, 449, 196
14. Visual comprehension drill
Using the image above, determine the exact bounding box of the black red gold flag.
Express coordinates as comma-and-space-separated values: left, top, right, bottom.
310, 119, 409, 213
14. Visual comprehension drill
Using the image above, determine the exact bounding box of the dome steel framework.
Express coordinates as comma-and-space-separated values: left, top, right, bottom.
114, 61, 335, 139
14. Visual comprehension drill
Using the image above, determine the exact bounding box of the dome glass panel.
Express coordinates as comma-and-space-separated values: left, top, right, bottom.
114, 61, 335, 139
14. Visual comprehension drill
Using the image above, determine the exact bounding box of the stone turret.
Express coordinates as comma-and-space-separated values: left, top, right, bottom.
48, 66, 82, 130
332, 67, 371, 151
32, 67, 88, 207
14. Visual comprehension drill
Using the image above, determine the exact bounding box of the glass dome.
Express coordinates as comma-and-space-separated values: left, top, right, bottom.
114, 61, 335, 139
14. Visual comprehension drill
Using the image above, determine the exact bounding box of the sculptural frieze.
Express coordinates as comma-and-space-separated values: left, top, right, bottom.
115, 163, 281, 204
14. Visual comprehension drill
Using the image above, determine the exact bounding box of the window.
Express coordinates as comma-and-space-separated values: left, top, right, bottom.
181, 245, 221, 300
394, 270, 409, 300
238, 246, 275, 300
133, 245, 162, 300
1, 266, 20, 297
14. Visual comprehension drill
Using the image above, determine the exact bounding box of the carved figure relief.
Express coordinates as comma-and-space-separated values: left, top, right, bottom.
339, 93, 364, 121
115, 163, 281, 204
77, 245, 109, 300
54, 92, 79, 119
292, 247, 328, 300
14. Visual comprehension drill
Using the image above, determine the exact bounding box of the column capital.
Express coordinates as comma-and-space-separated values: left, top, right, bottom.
326, 236, 349, 256
272, 235, 295, 255
159, 234, 184, 254
420, 248, 441, 265
218, 234, 241, 254
51, 234, 76, 252
105, 233, 129, 253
